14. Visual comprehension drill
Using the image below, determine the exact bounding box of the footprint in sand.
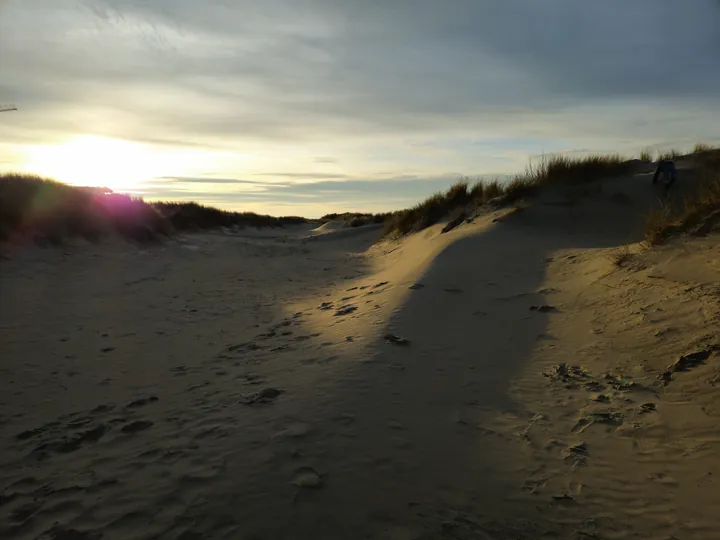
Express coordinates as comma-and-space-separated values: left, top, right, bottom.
563, 441, 589, 464
530, 304, 558, 313
538, 287, 561, 294
66, 417, 94, 430
239, 373, 265, 385
292, 466, 323, 489
660, 346, 720, 384
649, 472, 678, 486
227, 341, 266, 352
571, 411, 624, 433
334, 412, 356, 425
239, 387, 283, 405
126, 396, 159, 409
522, 475, 549, 495
334, 305, 357, 316
384, 334, 411, 346
32, 424, 109, 455
120, 420, 153, 434
37, 526, 100, 540
636, 402, 657, 414
16, 425, 51, 441
275, 422, 312, 439
552, 491, 576, 502
91, 404, 115, 414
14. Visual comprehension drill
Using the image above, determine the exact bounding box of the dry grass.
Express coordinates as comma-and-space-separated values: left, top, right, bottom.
640, 149, 653, 162
692, 142, 716, 155
153, 201, 305, 231
320, 212, 389, 228
519, 153, 630, 187
382, 153, 632, 238
381, 181, 479, 237
638, 143, 716, 165
644, 154, 720, 245
644, 203, 674, 245
649, 143, 718, 163
0, 173, 308, 245
658, 149, 683, 161
0, 174, 168, 244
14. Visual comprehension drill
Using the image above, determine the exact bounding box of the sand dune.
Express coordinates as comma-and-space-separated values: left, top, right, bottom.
1, 168, 718, 539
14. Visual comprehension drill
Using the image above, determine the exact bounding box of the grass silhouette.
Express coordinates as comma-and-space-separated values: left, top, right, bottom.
0, 173, 307, 244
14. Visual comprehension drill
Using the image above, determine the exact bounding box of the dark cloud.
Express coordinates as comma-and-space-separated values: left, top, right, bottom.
84, 0, 720, 100
2, 0, 718, 149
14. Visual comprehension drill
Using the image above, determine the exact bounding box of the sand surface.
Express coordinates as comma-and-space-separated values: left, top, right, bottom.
1, 169, 719, 539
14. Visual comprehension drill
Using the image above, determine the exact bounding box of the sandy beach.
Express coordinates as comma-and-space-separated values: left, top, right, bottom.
1, 168, 719, 539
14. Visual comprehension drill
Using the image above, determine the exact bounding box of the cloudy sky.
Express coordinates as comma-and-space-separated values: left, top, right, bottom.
1, 0, 719, 216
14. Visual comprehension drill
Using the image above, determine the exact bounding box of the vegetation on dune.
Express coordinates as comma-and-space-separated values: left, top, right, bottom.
320, 212, 390, 228
691, 142, 717, 155
0, 174, 168, 244
0, 173, 307, 245
153, 201, 306, 231
382, 144, 720, 239
382, 153, 632, 238
381, 181, 474, 237
658, 149, 684, 161
645, 152, 720, 245
3, 142, 718, 246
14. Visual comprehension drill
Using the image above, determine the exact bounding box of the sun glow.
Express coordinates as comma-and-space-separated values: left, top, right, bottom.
20, 135, 191, 192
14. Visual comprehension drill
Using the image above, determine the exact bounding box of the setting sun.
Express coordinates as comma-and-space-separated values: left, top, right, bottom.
20, 135, 184, 192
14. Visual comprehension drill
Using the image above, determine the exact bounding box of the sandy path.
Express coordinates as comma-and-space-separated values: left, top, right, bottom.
1, 231, 382, 539
1, 173, 719, 539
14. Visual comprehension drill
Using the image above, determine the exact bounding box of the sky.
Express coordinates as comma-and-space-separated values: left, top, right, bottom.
1, 0, 719, 217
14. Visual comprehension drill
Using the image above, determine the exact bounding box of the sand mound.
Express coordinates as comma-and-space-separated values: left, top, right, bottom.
310, 220, 346, 234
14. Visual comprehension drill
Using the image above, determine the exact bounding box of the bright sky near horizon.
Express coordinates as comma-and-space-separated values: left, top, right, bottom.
1, 0, 719, 217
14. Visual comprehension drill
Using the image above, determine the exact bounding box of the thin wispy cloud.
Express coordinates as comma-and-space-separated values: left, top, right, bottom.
157, 177, 288, 186
251, 172, 351, 180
